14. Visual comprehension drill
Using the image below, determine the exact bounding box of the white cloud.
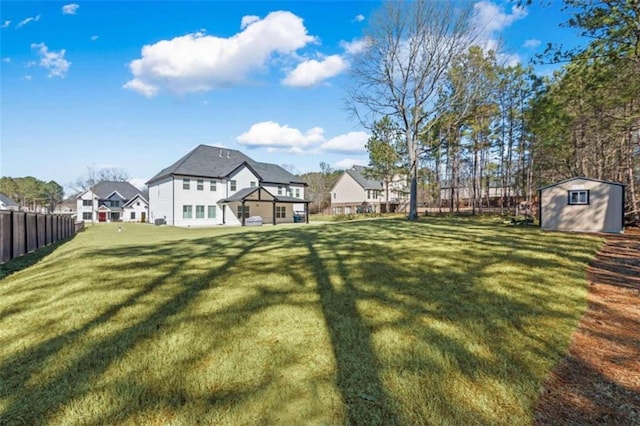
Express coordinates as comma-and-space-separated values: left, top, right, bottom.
124, 11, 317, 97
340, 38, 368, 55
62, 4, 79, 15
22, 75, 32, 81
31, 42, 71, 78
320, 131, 369, 154
237, 121, 324, 151
282, 55, 347, 87
353, 14, 365, 22
334, 158, 366, 170
90, 35, 99, 41
523, 38, 541, 48
236, 121, 369, 155
17, 15, 41, 28
1, 20, 11, 28
129, 178, 148, 190
472, 1, 527, 37
2, 57, 11, 63
240, 15, 260, 29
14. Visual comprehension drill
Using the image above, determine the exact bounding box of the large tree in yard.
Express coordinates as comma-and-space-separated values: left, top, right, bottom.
347, 0, 477, 220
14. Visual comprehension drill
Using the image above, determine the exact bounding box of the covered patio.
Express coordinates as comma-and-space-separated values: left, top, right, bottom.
220, 186, 310, 226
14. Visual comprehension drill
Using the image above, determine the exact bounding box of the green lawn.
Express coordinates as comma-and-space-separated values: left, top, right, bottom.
0, 218, 602, 425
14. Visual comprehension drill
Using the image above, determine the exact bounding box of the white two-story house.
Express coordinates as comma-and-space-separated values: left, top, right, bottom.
330, 165, 408, 214
146, 145, 309, 227
77, 181, 149, 223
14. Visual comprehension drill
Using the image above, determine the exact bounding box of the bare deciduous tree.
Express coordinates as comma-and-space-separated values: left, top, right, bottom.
72, 166, 130, 193
347, 0, 476, 220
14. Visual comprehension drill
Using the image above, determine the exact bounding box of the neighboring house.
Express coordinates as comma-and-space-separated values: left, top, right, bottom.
330, 165, 408, 214
77, 181, 149, 223
538, 177, 625, 233
0, 193, 19, 211
53, 197, 77, 215
146, 145, 310, 227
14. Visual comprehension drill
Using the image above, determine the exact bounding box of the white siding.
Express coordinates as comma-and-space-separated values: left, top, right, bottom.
123, 198, 149, 223
149, 177, 175, 225
77, 190, 97, 222
173, 174, 228, 227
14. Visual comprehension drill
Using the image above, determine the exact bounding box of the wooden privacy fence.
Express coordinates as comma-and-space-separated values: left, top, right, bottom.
0, 210, 82, 264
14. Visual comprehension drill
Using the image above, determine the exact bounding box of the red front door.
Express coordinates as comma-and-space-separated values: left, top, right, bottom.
98, 212, 107, 222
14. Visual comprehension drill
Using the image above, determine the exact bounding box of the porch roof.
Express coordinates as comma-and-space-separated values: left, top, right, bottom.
220, 186, 310, 204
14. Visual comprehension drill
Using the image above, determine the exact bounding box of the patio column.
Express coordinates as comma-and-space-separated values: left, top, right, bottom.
241, 200, 246, 226
272, 201, 276, 225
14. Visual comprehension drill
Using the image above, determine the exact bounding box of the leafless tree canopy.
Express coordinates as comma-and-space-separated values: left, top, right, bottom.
347, 0, 477, 220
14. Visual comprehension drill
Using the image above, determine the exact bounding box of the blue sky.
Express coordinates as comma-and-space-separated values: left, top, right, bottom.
0, 1, 582, 195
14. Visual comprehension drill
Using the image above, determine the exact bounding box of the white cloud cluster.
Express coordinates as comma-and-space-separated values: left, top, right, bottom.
472, 1, 527, 37
340, 38, 368, 55
31, 42, 70, 78
62, 4, 79, 15
17, 14, 41, 28
2, 20, 11, 28
471, 1, 528, 66
236, 121, 368, 155
334, 158, 366, 169
523, 38, 541, 48
353, 14, 365, 22
282, 55, 347, 87
124, 11, 316, 97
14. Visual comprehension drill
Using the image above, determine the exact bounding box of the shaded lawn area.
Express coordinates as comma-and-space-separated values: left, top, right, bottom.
0, 218, 602, 425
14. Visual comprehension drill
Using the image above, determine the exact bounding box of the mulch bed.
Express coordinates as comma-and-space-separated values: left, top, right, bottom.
534, 227, 640, 425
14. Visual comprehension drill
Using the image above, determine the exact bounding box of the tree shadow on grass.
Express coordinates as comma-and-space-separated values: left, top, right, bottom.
0, 218, 601, 424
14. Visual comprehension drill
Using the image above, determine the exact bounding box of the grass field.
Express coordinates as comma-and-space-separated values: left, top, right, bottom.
0, 218, 602, 425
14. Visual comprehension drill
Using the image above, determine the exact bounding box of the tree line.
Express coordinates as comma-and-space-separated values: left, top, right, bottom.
348, 0, 639, 221
0, 177, 64, 213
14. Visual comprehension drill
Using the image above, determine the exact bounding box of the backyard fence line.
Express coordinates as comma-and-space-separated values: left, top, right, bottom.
0, 210, 82, 264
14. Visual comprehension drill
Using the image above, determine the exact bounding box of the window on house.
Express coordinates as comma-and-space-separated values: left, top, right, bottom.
110, 200, 120, 207
278, 185, 283, 195
237, 205, 250, 219
183, 205, 192, 219
197, 179, 204, 191
196, 205, 205, 218
295, 188, 300, 198
287, 187, 292, 197
230, 180, 237, 191
136, 202, 140, 206
276, 206, 287, 218
83, 212, 92, 220
183, 179, 190, 190
207, 205, 216, 219
210, 180, 217, 191
82, 200, 92, 206
250, 181, 256, 187
568, 190, 589, 205
130, 212, 136, 220
367, 190, 371, 199
333, 193, 336, 199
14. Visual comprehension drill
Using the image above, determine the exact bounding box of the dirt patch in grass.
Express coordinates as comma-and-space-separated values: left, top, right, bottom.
534, 227, 640, 425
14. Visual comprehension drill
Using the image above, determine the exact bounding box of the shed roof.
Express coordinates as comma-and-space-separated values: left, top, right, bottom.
538, 176, 626, 191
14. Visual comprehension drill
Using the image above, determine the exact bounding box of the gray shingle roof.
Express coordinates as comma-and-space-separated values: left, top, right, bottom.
346, 166, 383, 190
0, 193, 18, 207
89, 181, 145, 201
147, 145, 306, 186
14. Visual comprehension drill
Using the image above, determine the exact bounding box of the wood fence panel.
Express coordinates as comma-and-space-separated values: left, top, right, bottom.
0, 211, 11, 263
26, 213, 38, 253
12, 212, 26, 259
46, 215, 53, 245
37, 215, 46, 249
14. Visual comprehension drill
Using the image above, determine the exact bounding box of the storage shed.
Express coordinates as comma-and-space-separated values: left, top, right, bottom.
538, 177, 625, 233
